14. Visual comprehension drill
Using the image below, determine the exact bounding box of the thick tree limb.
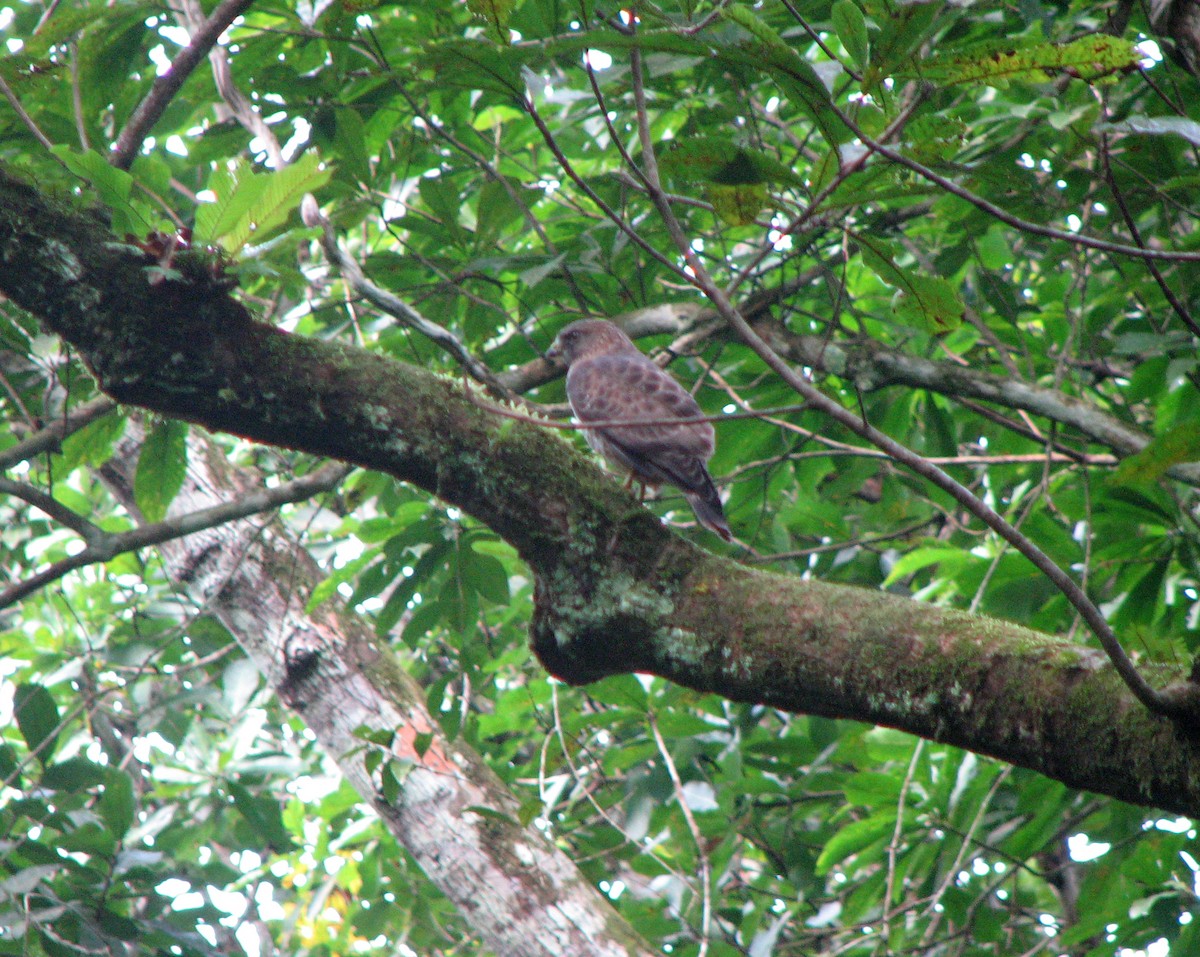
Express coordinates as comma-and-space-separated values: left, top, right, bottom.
3, 167, 1200, 815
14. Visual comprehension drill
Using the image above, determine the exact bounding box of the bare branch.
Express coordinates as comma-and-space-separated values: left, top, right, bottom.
111, 0, 258, 170
0, 460, 349, 612
301, 197, 520, 399
0, 75, 56, 153
0, 397, 118, 470
174, 0, 284, 167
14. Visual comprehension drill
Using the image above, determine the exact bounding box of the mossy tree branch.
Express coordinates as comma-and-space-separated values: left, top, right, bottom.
1, 168, 1198, 815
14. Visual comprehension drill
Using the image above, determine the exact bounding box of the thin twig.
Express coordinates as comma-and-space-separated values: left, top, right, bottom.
883, 742, 924, 939
301, 197, 517, 399
1098, 132, 1200, 336
0, 75, 56, 152
0, 400, 119, 471
0, 477, 104, 542
0, 461, 349, 612
648, 713, 712, 957
835, 102, 1200, 263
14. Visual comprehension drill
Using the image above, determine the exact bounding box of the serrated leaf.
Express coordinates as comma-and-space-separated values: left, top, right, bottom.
57, 411, 127, 472
134, 419, 188, 523
907, 35, 1139, 87
196, 153, 332, 254
816, 812, 897, 874
0, 6, 101, 84
466, 0, 514, 42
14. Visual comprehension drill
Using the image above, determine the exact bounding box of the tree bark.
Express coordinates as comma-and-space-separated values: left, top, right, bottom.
3, 166, 1199, 817
97, 421, 653, 957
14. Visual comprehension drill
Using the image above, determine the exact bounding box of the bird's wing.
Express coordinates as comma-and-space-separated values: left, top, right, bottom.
567, 354, 715, 490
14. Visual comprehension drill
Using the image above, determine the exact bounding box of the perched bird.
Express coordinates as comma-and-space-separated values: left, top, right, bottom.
547, 319, 732, 541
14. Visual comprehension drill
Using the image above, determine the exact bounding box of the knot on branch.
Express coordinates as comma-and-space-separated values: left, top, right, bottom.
529, 567, 675, 685
1158, 671, 1200, 733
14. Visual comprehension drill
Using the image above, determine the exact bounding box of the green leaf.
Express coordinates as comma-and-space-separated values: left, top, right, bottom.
413, 731, 434, 757
99, 769, 135, 839
466, 0, 514, 43
720, 6, 844, 149
816, 812, 897, 874
706, 183, 769, 226
0, 6, 104, 83
464, 546, 510, 605
906, 35, 1140, 87
334, 107, 371, 185
832, 0, 870, 69
226, 780, 296, 852
57, 411, 127, 472
50, 147, 140, 236
1097, 116, 1200, 148
195, 152, 332, 253
14, 684, 60, 764
134, 419, 188, 523
659, 136, 804, 188
41, 756, 108, 790
1110, 421, 1200, 486
858, 236, 963, 334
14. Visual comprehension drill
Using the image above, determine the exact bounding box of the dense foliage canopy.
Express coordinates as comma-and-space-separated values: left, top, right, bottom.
3, 0, 1200, 955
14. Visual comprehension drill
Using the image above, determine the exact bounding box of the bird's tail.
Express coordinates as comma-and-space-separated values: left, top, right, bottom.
686, 474, 732, 542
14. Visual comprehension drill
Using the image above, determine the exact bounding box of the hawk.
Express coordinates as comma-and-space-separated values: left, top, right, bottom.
547, 319, 732, 541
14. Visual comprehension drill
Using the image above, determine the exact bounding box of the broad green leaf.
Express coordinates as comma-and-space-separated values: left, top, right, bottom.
464, 546, 510, 604
134, 419, 188, 523
57, 411, 127, 472
1111, 420, 1200, 485
14, 684, 59, 763
99, 769, 135, 839
195, 153, 332, 253
707, 183, 769, 226
334, 107, 372, 185
832, 0, 870, 69
858, 235, 963, 333
906, 35, 1139, 87
226, 780, 296, 852
50, 147, 141, 236
659, 136, 804, 188
816, 812, 897, 874
1097, 116, 1200, 148
41, 756, 108, 790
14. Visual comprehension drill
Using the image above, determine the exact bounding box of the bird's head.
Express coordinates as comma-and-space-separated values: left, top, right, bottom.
546, 319, 636, 367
